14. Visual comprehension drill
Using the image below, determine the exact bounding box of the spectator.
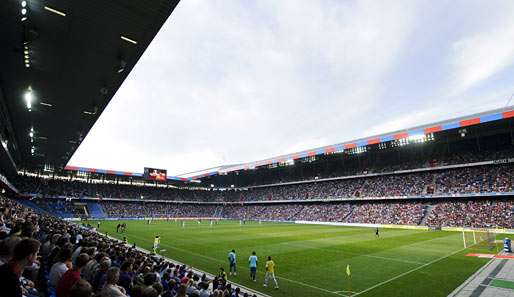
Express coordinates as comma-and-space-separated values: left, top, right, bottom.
101, 267, 127, 297
56, 253, 90, 297
0, 238, 40, 297
49, 247, 73, 288
69, 279, 93, 297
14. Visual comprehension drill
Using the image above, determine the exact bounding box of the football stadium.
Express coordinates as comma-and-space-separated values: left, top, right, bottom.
1, 1, 514, 297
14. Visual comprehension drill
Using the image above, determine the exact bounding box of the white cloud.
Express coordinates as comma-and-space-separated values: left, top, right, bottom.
68, 1, 514, 176
449, 10, 514, 95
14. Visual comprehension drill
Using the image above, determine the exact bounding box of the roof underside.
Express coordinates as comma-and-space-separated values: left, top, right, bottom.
0, 0, 180, 172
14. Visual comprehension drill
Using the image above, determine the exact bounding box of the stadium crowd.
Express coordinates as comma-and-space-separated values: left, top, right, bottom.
0, 196, 258, 297
426, 200, 514, 228
27, 198, 509, 229
14, 176, 241, 202
222, 149, 514, 186
15, 164, 514, 203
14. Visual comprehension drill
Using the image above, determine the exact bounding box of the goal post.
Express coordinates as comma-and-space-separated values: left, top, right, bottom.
462, 228, 497, 251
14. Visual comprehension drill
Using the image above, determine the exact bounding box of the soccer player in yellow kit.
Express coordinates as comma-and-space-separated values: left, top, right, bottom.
153, 235, 160, 253
264, 256, 279, 289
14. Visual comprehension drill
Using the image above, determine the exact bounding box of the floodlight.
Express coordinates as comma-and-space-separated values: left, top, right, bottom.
21, 1, 27, 7
44, 6, 66, 16
121, 35, 138, 44
21, 8, 27, 15
408, 134, 425, 142
24, 90, 33, 109
117, 59, 127, 73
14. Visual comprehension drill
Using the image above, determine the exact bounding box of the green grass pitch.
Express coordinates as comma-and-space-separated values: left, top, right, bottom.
97, 220, 495, 297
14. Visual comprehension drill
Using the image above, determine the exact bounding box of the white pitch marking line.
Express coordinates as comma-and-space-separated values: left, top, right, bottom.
282, 241, 427, 265
116, 233, 271, 297
352, 246, 468, 296
128, 233, 343, 296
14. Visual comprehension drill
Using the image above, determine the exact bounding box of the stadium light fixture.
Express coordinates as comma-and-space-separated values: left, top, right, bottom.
21, 8, 27, 15
230, 184, 235, 188
44, 6, 66, 17
459, 128, 467, 138
24, 88, 33, 110
21, 16, 27, 21
117, 60, 127, 73
408, 134, 426, 142
21, 1, 27, 7
210, 184, 214, 188
121, 35, 138, 45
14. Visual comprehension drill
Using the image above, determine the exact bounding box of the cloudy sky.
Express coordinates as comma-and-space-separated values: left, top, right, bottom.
68, 0, 514, 176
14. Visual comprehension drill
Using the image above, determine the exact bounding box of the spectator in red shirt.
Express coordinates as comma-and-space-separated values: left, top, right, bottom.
56, 253, 90, 297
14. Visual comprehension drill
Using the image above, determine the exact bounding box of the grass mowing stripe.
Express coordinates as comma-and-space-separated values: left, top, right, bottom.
282, 241, 427, 265
103, 233, 274, 297
100, 220, 489, 297
126, 232, 350, 296
352, 246, 468, 296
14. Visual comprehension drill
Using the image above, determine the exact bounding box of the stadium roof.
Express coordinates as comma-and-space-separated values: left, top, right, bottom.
63, 1, 514, 179
182, 106, 514, 179
0, 0, 179, 176
64, 105, 514, 181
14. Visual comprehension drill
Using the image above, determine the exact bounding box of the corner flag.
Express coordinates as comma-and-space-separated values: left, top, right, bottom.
346, 264, 351, 277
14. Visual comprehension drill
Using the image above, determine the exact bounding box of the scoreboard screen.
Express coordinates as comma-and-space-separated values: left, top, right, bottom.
144, 167, 167, 181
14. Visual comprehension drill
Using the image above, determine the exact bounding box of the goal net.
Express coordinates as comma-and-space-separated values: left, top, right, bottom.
462, 229, 497, 250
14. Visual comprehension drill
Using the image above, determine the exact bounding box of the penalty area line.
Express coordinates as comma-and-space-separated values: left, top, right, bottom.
333, 290, 356, 296
352, 246, 468, 296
